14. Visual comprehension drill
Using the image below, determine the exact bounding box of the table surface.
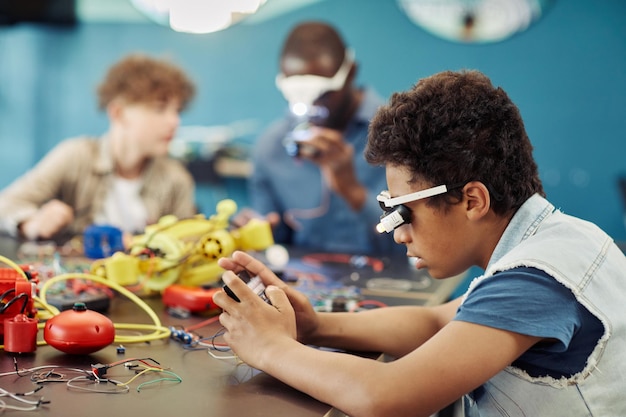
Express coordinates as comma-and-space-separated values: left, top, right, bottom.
0, 236, 466, 417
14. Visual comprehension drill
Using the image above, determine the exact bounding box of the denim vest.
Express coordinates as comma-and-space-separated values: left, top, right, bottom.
462, 194, 626, 417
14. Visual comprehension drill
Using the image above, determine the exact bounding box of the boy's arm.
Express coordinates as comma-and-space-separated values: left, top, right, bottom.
259, 315, 541, 417
215, 252, 542, 416
0, 140, 80, 237
305, 298, 463, 358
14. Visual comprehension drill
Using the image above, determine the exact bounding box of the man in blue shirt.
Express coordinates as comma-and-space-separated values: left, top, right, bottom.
234, 21, 401, 256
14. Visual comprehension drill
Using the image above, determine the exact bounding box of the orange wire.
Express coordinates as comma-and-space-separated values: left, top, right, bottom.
185, 315, 220, 332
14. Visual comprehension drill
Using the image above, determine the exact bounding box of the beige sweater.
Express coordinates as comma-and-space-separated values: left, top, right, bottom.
0, 136, 196, 238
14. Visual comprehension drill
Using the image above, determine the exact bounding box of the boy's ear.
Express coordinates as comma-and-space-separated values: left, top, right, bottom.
463, 181, 491, 220
106, 99, 124, 122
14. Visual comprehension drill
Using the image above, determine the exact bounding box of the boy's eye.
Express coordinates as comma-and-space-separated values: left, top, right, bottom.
152, 101, 168, 112
148, 99, 181, 113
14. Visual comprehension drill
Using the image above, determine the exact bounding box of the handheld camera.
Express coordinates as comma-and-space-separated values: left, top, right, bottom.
283, 122, 318, 158
282, 105, 328, 158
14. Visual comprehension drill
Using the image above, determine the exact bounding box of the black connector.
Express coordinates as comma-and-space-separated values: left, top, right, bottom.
90, 363, 110, 378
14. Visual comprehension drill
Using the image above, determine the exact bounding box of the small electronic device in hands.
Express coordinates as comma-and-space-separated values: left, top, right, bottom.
223, 270, 271, 304
283, 122, 320, 158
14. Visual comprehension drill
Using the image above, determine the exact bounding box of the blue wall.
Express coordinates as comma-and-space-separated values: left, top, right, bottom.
1, 0, 625, 239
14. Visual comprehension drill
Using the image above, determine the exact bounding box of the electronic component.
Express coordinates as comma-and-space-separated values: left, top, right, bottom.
162, 284, 220, 317
83, 224, 124, 259
44, 279, 112, 312
43, 302, 115, 354
90, 199, 275, 293
3, 313, 38, 353
283, 122, 320, 158
169, 326, 197, 344
223, 270, 270, 304
296, 285, 362, 312
0, 265, 38, 339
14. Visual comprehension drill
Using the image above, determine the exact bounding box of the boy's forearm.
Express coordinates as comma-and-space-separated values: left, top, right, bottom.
305, 305, 448, 357
259, 335, 391, 417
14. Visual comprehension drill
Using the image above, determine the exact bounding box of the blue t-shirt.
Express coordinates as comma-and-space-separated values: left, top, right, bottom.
455, 267, 604, 378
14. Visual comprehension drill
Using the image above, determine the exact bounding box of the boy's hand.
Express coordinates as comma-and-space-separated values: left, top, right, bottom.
20, 199, 74, 240
217, 251, 320, 344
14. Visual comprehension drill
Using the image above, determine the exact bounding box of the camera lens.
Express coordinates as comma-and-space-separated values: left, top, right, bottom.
283, 123, 314, 157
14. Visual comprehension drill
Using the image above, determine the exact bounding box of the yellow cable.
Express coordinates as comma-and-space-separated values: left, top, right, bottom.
116, 366, 157, 386
0, 255, 29, 281
113, 323, 171, 343
0, 254, 171, 349
34, 295, 60, 317
39, 272, 171, 344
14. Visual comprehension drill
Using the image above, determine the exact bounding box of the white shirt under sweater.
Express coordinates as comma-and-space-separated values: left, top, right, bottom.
94, 176, 147, 233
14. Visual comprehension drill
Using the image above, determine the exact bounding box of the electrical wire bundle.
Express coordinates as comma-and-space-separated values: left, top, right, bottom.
5, 357, 182, 396
168, 316, 236, 360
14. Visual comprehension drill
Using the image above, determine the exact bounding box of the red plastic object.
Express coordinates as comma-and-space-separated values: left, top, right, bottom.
0, 265, 39, 281
44, 303, 115, 354
162, 285, 220, 313
0, 266, 38, 338
4, 314, 38, 353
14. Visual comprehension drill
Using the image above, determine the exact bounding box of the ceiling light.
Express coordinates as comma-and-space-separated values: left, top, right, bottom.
397, 0, 554, 43
129, 0, 267, 34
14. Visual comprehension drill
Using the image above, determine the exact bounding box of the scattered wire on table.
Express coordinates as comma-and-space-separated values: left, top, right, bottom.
6, 357, 181, 395
168, 315, 234, 358
0, 393, 49, 413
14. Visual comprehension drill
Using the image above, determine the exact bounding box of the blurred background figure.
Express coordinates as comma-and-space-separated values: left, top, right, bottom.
0, 53, 197, 242
234, 20, 402, 257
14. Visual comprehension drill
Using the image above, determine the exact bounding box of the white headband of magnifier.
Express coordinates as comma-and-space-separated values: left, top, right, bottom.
275, 49, 355, 112
376, 185, 450, 208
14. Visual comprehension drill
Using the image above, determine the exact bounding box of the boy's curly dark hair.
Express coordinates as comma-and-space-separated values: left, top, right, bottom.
97, 53, 196, 111
365, 69, 544, 215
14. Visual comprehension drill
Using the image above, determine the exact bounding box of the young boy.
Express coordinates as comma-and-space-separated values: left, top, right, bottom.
0, 53, 197, 241
214, 70, 626, 417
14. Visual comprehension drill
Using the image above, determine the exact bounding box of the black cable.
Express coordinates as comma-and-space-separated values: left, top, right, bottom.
0, 287, 16, 302
0, 292, 29, 314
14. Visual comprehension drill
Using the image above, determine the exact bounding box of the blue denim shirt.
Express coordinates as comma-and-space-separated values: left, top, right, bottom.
249, 88, 402, 256
462, 194, 626, 416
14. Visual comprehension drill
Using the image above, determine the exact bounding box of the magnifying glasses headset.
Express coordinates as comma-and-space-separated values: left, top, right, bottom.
375, 184, 456, 234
